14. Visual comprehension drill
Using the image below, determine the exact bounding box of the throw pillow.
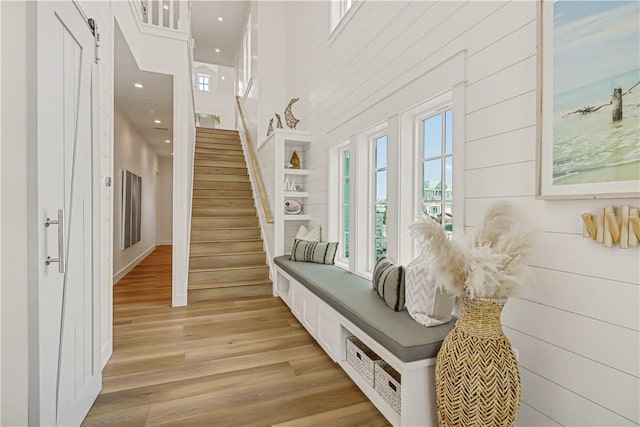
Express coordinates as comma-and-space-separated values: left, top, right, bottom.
295, 225, 321, 242
405, 254, 455, 326
289, 239, 338, 265
372, 257, 406, 312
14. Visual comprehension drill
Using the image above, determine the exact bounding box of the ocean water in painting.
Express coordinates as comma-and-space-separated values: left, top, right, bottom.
552, 1, 640, 185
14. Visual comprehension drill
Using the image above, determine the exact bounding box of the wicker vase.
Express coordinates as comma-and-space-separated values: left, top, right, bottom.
435, 293, 520, 426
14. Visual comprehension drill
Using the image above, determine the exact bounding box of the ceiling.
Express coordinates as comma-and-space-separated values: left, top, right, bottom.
191, 1, 249, 67
114, 24, 174, 157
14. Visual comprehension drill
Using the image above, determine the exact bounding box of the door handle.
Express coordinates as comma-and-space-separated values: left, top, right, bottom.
45, 209, 65, 274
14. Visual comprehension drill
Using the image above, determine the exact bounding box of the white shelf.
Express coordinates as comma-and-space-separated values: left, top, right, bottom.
284, 169, 309, 176
284, 192, 309, 198
259, 129, 312, 151
284, 215, 311, 221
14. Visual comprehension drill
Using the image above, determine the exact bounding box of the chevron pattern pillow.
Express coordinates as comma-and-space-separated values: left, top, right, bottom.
405, 255, 455, 326
372, 257, 406, 312
289, 239, 338, 264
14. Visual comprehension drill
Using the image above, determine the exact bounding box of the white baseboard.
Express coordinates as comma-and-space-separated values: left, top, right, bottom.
113, 245, 156, 285
157, 239, 172, 245
172, 293, 187, 307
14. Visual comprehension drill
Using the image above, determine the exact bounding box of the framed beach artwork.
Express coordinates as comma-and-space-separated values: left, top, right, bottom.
537, 0, 640, 199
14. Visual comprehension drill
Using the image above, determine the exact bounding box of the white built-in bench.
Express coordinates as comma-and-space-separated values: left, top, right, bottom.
273, 256, 455, 426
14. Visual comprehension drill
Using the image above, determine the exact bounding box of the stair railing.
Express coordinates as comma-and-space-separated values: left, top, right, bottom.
131, 0, 191, 34
235, 97, 274, 224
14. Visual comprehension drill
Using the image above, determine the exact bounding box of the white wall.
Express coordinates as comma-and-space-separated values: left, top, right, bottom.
194, 61, 236, 130
245, 2, 640, 425
157, 156, 173, 245
0, 2, 28, 424
238, 1, 289, 258
113, 1, 195, 307
113, 108, 158, 282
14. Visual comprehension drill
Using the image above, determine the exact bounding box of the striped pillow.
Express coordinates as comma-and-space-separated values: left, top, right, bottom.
289, 239, 338, 265
372, 257, 406, 312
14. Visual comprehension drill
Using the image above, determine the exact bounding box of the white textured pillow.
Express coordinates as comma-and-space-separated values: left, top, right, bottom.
295, 225, 320, 242
405, 255, 455, 327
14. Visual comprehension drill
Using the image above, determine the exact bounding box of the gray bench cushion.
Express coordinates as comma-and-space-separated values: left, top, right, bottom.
274, 256, 455, 362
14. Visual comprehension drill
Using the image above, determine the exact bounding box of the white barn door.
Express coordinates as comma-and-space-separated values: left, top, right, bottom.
34, 2, 101, 426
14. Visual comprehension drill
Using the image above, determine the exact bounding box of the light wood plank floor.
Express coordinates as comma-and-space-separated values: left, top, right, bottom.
83, 246, 389, 427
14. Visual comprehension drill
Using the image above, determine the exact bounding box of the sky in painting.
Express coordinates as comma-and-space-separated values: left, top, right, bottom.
553, 0, 640, 95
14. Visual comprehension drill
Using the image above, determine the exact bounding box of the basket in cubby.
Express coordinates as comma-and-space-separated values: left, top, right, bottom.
374, 361, 402, 414
346, 336, 381, 387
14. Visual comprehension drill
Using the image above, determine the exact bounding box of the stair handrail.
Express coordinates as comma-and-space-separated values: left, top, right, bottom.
235, 96, 274, 224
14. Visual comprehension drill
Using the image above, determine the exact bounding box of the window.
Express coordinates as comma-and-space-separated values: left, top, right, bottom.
330, 0, 353, 31
421, 109, 453, 232
339, 148, 351, 262
239, 14, 252, 97
197, 74, 210, 92
373, 134, 387, 264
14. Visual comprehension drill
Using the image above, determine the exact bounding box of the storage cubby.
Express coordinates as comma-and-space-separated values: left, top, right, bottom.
259, 129, 313, 258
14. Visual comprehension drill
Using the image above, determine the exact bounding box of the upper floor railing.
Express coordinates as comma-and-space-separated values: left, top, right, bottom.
132, 0, 191, 34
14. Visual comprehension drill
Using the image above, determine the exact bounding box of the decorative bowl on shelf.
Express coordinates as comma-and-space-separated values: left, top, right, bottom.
284, 199, 302, 215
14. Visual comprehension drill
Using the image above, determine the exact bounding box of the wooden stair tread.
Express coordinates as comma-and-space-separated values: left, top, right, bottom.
189, 265, 269, 273
189, 250, 265, 256
189, 129, 273, 294
191, 226, 260, 230
193, 196, 253, 200
188, 279, 273, 289
191, 238, 263, 243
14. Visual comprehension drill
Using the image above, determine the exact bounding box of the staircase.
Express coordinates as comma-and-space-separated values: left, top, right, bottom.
188, 128, 271, 296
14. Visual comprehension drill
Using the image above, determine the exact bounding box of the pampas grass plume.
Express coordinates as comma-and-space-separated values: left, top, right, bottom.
410, 201, 534, 298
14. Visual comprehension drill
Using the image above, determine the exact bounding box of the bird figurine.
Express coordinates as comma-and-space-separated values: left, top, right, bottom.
275, 113, 284, 129
267, 118, 274, 136
285, 98, 300, 130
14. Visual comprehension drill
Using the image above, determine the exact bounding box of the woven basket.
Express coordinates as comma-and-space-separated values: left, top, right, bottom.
346, 336, 381, 387
374, 361, 402, 414
435, 293, 520, 426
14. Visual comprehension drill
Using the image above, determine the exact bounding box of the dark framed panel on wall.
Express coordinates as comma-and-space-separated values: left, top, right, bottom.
121, 169, 142, 249
537, 0, 640, 199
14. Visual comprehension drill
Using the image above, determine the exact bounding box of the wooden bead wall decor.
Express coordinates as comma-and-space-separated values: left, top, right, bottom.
284, 98, 300, 130
267, 118, 274, 136
290, 151, 301, 169
581, 205, 640, 248
275, 113, 284, 129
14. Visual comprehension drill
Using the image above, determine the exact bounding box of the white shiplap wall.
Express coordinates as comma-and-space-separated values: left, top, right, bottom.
275, 1, 640, 425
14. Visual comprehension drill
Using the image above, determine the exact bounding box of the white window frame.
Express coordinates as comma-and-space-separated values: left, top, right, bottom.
328, 0, 363, 44
418, 108, 453, 233
239, 14, 252, 98
330, 0, 352, 31
371, 132, 388, 269
353, 121, 386, 275
197, 73, 209, 92
336, 143, 351, 266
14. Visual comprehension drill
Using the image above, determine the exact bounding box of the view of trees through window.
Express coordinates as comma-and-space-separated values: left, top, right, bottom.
422, 109, 453, 232
374, 135, 387, 262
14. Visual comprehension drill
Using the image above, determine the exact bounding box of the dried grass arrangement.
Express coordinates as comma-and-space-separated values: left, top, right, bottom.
409, 201, 534, 299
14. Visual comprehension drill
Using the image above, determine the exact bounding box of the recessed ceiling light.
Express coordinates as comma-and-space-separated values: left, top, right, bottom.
163, 4, 169, 10
218, 17, 223, 22
221, 76, 225, 80
215, 48, 220, 53
134, 83, 143, 88
164, 139, 171, 143
154, 119, 162, 124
